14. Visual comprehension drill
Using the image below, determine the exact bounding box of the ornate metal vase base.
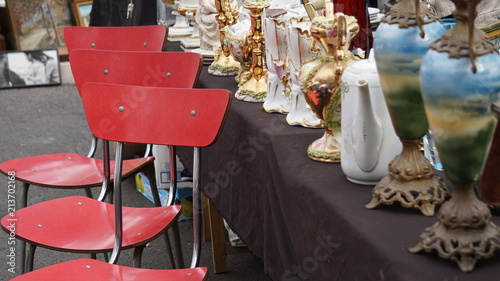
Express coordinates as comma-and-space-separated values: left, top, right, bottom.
409, 183, 500, 272
365, 139, 447, 216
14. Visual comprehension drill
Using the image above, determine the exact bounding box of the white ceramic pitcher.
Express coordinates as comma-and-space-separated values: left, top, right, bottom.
340, 50, 401, 185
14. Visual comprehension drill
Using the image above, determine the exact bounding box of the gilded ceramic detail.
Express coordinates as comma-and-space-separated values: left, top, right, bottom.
300, 11, 359, 162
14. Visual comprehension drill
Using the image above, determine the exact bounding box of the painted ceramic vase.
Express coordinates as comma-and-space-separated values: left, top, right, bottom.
410, 0, 500, 272
420, 50, 500, 184
374, 11, 445, 140
365, 0, 448, 217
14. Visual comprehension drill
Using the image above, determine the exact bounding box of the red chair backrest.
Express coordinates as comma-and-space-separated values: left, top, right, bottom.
69, 49, 203, 93
64, 25, 167, 53
81, 83, 232, 147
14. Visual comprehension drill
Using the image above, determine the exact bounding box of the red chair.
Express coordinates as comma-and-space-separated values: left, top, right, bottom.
0, 50, 203, 272
64, 25, 168, 53
4, 82, 232, 280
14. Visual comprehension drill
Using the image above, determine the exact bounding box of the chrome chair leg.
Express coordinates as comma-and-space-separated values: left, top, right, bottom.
171, 220, 185, 268
25, 243, 36, 273
19, 183, 29, 274
145, 163, 178, 269
133, 245, 146, 268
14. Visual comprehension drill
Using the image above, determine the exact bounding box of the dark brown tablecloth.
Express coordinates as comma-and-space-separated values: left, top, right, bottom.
175, 46, 500, 281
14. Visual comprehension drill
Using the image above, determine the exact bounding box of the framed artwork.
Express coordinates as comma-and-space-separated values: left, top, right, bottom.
4, 0, 72, 54
0, 49, 61, 89
71, 0, 92, 27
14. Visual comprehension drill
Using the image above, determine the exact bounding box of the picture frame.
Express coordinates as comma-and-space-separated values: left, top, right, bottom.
4, 0, 72, 55
71, 0, 92, 27
0, 49, 61, 89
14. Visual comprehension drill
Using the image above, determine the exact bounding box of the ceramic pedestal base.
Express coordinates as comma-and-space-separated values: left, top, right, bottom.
410, 182, 500, 272
235, 76, 267, 102
208, 50, 240, 76
263, 71, 289, 113
307, 127, 341, 163
180, 36, 201, 51
168, 26, 194, 42
365, 139, 448, 216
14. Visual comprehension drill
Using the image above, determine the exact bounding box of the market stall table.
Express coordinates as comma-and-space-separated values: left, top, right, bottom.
171, 44, 500, 281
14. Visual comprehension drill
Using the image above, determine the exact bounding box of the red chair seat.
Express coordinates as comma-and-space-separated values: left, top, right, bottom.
11, 258, 207, 281
0, 154, 154, 188
1, 196, 181, 252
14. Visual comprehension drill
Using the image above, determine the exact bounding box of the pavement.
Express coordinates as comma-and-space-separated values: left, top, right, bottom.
0, 84, 273, 281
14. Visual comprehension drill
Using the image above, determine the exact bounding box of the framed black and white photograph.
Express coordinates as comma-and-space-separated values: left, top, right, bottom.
0, 49, 61, 89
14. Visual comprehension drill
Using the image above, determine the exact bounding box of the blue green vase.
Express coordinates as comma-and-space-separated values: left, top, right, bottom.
365, 0, 448, 216
410, 0, 500, 272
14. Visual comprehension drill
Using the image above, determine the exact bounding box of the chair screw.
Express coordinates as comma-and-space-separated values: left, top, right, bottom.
166, 72, 171, 77
91, 43, 96, 48
104, 70, 109, 75
118, 106, 125, 112
191, 110, 196, 116
37, 224, 43, 228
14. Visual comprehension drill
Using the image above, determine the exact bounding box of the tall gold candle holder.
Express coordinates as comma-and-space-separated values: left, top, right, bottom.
410, 0, 500, 271
365, 0, 448, 216
208, 0, 241, 76
300, 2, 359, 163
234, 0, 270, 102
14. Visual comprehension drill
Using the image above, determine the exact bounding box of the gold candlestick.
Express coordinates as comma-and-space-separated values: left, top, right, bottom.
208, 0, 241, 76
234, 0, 270, 102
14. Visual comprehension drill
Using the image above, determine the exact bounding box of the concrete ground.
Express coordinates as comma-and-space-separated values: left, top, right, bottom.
0, 84, 272, 281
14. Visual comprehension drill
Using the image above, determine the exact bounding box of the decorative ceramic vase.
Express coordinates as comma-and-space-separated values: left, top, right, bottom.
340, 50, 401, 185
286, 20, 323, 128
262, 16, 291, 113
208, 0, 241, 76
365, 0, 447, 216
300, 9, 360, 163
410, 0, 500, 272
